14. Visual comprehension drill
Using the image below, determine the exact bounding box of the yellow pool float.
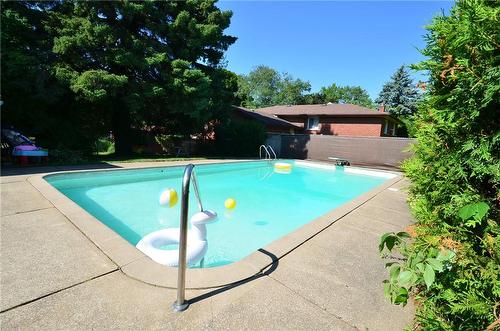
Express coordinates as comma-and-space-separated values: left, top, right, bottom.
274, 162, 292, 174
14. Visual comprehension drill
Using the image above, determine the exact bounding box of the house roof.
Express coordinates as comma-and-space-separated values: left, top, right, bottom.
232, 106, 300, 129
256, 104, 400, 121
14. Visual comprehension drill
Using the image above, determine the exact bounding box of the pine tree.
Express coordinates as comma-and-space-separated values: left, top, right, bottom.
2, 1, 237, 155
51, 1, 237, 154
376, 65, 420, 116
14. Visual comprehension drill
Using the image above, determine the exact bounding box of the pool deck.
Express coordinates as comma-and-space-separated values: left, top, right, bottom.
1, 160, 415, 330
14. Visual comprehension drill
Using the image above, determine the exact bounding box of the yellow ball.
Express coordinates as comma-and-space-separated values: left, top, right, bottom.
224, 198, 237, 210
159, 189, 178, 208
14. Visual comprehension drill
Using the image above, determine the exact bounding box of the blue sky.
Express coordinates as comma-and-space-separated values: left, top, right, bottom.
217, 1, 453, 99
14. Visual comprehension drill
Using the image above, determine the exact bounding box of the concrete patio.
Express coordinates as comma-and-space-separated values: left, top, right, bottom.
1, 161, 414, 330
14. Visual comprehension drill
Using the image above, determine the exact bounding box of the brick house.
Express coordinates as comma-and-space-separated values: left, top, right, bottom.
232, 106, 300, 134
256, 103, 402, 137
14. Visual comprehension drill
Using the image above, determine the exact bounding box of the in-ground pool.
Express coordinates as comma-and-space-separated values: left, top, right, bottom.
45, 160, 395, 268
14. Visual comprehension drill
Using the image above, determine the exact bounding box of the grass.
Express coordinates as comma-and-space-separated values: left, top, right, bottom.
93, 140, 206, 163
95, 155, 207, 163
1, 154, 208, 169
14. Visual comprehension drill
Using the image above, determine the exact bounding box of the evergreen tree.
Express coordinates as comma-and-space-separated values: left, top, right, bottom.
381, 1, 499, 329
49, 1, 236, 154
376, 65, 420, 116
1, 1, 237, 155
0, 1, 76, 148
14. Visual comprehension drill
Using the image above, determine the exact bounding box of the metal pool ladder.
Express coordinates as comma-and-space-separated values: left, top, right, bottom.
259, 145, 277, 160
172, 163, 203, 312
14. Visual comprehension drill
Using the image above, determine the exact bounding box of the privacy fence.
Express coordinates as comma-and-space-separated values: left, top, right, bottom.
266, 134, 415, 169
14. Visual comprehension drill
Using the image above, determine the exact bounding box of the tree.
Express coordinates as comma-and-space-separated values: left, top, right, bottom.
320, 84, 374, 108
376, 65, 420, 116
235, 74, 252, 107
1, 2, 50, 111
50, 1, 236, 154
0, 1, 83, 150
274, 73, 311, 106
302, 92, 325, 105
1, 1, 237, 155
240, 65, 280, 108
237, 65, 310, 108
380, 1, 499, 329
236, 66, 374, 108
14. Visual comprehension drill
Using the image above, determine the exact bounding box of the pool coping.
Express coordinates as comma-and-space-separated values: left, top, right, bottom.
27, 159, 402, 290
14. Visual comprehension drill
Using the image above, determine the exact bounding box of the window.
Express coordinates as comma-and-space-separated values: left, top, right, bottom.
307, 116, 320, 130
388, 122, 396, 136
383, 120, 397, 136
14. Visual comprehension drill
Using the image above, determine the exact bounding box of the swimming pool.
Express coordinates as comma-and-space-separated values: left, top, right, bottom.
46, 160, 395, 268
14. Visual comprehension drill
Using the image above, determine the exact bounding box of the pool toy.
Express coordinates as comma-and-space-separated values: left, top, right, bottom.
224, 198, 237, 210
136, 210, 218, 267
2, 127, 49, 165
159, 189, 178, 207
274, 162, 292, 170
274, 162, 292, 174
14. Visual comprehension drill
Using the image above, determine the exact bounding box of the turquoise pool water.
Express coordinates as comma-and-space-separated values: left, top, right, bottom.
46, 161, 390, 267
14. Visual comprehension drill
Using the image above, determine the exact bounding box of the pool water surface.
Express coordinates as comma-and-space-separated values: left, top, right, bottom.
46, 161, 391, 267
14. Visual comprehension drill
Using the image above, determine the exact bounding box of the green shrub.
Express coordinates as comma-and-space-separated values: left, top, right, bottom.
154, 134, 186, 155
49, 148, 87, 164
214, 119, 267, 157
380, 1, 499, 329
95, 137, 115, 155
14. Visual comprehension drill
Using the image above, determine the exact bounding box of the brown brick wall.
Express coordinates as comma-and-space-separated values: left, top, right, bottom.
278, 115, 386, 137
317, 117, 383, 136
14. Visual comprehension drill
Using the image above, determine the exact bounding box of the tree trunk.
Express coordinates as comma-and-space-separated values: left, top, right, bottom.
112, 106, 132, 156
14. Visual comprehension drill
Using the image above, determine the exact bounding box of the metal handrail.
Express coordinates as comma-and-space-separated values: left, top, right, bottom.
259, 145, 271, 160
267, 145, 277, 160
191, 170, 203, 212
172, 164, 203, 312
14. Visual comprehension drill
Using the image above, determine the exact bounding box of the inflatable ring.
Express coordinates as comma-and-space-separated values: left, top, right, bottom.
274, 162, 292, 170
136, 210, 217, 267
136, 228, 207, 267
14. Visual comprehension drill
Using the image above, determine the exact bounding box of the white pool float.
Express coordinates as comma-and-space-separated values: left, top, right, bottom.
136, 210, 217, 267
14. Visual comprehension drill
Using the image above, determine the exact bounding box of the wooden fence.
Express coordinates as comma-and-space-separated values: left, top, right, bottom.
267, 134, 415, 169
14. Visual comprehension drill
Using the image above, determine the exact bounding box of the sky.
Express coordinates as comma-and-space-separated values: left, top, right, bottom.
217, 1, 453, 99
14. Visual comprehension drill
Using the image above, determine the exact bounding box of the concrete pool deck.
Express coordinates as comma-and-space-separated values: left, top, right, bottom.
1, 160, 414, 330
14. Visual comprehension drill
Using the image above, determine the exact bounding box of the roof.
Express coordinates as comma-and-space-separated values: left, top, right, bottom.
256, 104, 399, 120
232, 106, 300, 129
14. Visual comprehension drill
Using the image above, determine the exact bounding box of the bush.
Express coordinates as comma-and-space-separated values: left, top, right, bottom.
380, 1, 499, 329
154, 134, 186, 155
49, 148, 87, 164
95, 137, 115, 155
214, 119, 267, 157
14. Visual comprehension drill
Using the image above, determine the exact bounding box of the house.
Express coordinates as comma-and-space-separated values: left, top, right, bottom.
256, 103, 402, 137
231, 106, 300, 134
